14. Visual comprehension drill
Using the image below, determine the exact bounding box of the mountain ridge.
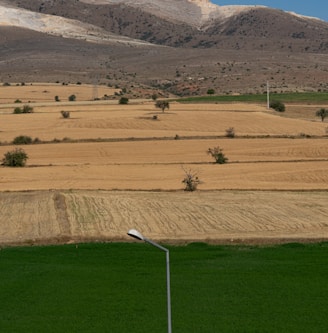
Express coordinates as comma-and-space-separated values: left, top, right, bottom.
0, 0, 328, 96
2, 0, 327, 50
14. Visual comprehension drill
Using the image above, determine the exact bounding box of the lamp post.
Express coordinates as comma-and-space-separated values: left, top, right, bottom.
127, 229, 172, 333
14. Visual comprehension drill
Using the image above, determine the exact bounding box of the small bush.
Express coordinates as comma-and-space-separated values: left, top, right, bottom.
155, 100, 170, 112
61, 111, 70, 119
207, 89, 215, 95
13, 135, 33, 145
225, 127, 235, 138
13, 107, 23, 114
23, 105, 34, 113
207, 146, 228, 164
119, 97, 129, 105
270, 100, 285, 112
68, 94, 76, 102
2, 148, 28, 167
55, 96, 60, 102
14, 99, 22, 103
14, 104, 34, 114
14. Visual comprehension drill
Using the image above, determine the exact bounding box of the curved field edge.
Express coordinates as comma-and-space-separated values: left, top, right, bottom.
0, 190, 327, 246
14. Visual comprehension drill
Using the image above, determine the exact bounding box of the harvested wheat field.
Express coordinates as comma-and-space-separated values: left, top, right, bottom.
0, 190, 327, 246
0, 83, 119, 104
0, 87, 328, 245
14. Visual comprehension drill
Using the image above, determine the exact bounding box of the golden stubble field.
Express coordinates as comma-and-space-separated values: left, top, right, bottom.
0, 84, 328, 245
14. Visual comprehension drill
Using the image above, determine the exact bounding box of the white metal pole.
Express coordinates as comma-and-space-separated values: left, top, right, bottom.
166, 250, 172, 333
144, 237, 172, 333
267, 81, 270, 110
128, 230, 172, 333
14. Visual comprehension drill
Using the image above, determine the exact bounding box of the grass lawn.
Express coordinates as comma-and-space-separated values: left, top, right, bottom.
177, 92, 328, 104
0, 242, 327, 332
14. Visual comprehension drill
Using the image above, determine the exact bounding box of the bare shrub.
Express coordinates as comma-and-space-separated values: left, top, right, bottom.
225, 127, 235, 138
23, 105, 34, 113
182, 167, 201, 191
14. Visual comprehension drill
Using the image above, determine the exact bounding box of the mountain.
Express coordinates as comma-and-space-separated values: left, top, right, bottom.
1, 0, 328, 96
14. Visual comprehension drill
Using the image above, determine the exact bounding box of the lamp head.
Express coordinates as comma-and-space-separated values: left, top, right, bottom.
127, 229, 144, 241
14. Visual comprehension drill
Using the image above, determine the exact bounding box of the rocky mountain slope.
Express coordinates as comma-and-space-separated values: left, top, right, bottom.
0, 0, 328, 95
4, 0, 328, 50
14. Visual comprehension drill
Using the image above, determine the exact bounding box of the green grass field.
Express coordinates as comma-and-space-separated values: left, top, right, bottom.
178, 92, 328, 104
1, 242, 328, 332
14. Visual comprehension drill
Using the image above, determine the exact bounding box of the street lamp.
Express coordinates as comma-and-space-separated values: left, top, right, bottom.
127, 229, 172, 333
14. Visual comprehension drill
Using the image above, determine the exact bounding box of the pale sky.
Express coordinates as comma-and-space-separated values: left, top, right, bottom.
212, 1, 328, 22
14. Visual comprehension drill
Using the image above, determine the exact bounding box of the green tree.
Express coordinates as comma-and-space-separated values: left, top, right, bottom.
151, 94, 158, 101
119, 97, 129, 105
60, 111, 70, 118
155, 100, 170, 112
316, 108, 328, 122
207, 88, 215, 95
68, 94, 76, 102
13, 107, 23, 114
270, 100, 285, 112
2, 148, 28, 167
13, 104, 33, 114
207, 146, 228, 164
13, 135, 32, 145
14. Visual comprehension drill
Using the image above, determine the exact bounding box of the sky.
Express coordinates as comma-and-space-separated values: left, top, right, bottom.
212, 1, 328, 22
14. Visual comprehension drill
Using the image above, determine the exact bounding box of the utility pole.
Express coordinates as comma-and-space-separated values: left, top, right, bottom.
92, 74, 99, 100
266, 81, 270, 110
